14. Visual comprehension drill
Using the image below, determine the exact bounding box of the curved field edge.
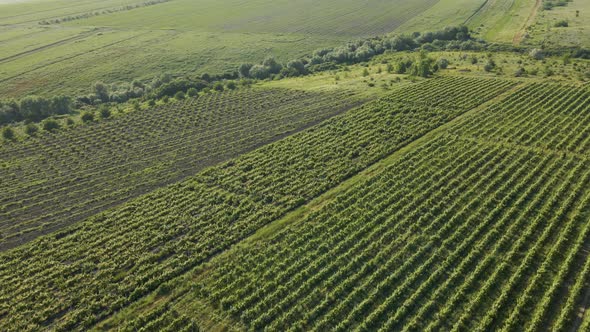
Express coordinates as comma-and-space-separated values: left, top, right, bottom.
0, 77, 516, 331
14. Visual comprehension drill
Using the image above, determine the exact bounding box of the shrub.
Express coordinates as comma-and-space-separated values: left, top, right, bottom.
93, 81, 110, 102
554, 20, 569, 27
187, 88, 198, 97
174, 91, 185, 100
100, 106, 111, 119
529, 48, 544, 60
226, 81, 237, 90
249, 65, 270, 80
484, 60, 496, 72
43, 119, 60, 132
437, 58, 449, 69
2, 127, 15, 140
515, 67, 527, 77
25, 123, 38, 136
238, 63, 253, 78
81, 112, 94, 123
213, 82, 224, 92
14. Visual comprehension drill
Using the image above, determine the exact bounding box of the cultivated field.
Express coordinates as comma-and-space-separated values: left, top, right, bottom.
0, 87, 368, 249
2, 0, 590, 331
0, 0, 487, 98
0, 77, 515, 331
113, 80, 590, 332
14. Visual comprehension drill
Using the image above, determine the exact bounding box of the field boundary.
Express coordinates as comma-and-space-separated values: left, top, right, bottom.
0, 29, 97, 64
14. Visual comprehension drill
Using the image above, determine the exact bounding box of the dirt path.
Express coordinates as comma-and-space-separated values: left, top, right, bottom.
513, 0, 541, 45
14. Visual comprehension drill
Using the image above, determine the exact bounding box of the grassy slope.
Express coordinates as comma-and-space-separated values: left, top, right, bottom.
524, 0, 590, 48
466, 0, 539, 44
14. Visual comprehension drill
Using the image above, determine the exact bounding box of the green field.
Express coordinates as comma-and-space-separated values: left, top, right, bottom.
2, 0, 590, 331
0, 0, 490, 98
0, 77, 516, 331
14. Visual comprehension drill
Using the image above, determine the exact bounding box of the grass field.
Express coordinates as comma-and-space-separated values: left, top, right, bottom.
464, 0, 539, 44
0, 0, 486, 98
523, 0, 590, 48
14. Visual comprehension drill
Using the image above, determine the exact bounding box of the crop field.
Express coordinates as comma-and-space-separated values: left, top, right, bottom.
124, 81, 590, 331
0, 0, 493, 98
0, 87, 369, 250
2, 0, 590, 330
0, 77, 516, 331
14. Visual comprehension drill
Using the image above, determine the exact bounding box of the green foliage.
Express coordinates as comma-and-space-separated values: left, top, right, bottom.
2, 126, 15, 140
437, 58, 449, 69
81, 112, 94, 123
175, 91, 186, 100
24, 123, 39, 136
100, 106, 111, 119
42, 119, 60, 132
187, 88, 199, 97
226, 81, 237, 90
212, 82, 224, 92
554, 20, 569, 27
0, 78, 516, 331
408, 52, 435, 78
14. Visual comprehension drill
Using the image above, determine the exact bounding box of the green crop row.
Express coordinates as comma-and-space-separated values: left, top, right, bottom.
0, 77, 514, 331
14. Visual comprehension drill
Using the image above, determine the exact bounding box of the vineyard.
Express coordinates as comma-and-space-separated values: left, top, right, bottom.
0, 77, 516, 331
156, 81, 590, 331
0, 88, 365, 250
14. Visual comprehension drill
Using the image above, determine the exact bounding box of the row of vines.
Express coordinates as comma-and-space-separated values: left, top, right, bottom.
182, 82, 590, 331
0, 77, 515, 330
0, 87, 365, 250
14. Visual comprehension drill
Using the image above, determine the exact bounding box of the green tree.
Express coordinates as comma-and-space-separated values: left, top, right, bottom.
93, 81, 110, 102
437, 58, 449, 69
42, 119, 60, 132
100, 106, 111, 119
174, 91, 186, 100
25, 123, 38, 136
2, 127, 15, 140
81, 112, 94, 123
249, 65, 270, 80
187, 88, 199, 97
20, 95, 50, 122
386, 63, 394, 73
262, 56, 282, 74
226, 81, 237, 90
213, 82, 224, 92
238, 63, 253, 78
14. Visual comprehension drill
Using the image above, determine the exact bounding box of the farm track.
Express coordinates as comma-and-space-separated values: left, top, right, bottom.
0, 31, 151, 84
0, 77, 516, 331
0, 29, 98, 64
513, 0, 541, 45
